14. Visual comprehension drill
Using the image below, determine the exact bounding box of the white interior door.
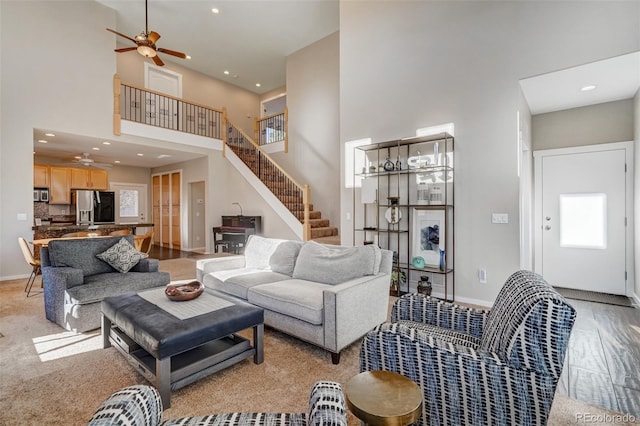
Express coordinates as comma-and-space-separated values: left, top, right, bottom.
144, 63, 182, 130
110, 183, 148, 235
537, 147, 627, 294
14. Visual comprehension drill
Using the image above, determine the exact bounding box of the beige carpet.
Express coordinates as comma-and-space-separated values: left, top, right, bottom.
0, 260, 631, 425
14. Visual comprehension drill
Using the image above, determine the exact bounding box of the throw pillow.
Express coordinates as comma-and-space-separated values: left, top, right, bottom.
244, 235, 286, 270
292, 241, 380, 285
96, 237, 148, 273
269, 240, 303, 276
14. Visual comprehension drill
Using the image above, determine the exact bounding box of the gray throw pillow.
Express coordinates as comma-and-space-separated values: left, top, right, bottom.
292, 241, 380, 285
269, 240, 303, 276
96, 237, 149, 273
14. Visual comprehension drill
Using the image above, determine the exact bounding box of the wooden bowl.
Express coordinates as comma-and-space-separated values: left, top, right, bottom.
165, 280, 204, 301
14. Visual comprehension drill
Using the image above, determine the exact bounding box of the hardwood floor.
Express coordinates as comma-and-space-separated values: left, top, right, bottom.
147, 244, 217, 261
558, 298, 640, 416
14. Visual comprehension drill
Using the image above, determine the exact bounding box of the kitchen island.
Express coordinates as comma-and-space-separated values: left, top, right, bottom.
33, 223, 155, 239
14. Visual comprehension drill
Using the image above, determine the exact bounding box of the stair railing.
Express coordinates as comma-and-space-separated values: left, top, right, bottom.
254, 108, 288, 152
224, 111, 311, 240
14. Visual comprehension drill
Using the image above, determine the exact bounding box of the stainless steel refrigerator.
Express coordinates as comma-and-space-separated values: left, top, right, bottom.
72, 190, 116, 224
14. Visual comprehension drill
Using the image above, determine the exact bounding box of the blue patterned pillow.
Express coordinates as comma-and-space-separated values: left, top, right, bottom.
96, 237, 148, 273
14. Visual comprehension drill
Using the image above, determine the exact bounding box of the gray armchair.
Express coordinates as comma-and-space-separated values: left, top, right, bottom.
42, 235, 170, 332
88, 381, 347, 426
360, 270, 576, 425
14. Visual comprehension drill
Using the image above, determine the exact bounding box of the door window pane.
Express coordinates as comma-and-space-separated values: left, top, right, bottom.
559, 193, 606, 249
119, 190, 139, 218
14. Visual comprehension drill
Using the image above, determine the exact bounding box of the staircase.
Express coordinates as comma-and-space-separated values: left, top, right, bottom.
113, 76, 338, 243
225, 123, 338, 243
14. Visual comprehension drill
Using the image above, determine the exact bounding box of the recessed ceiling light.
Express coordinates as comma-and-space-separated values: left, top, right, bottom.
102, 141, 111, 145
92, 147, 100, 151
581, 84, 597, 92
37, 139, 48, 144
137, 153, 144, 156
211, 7, 219, 14
224, 70, 230, 75
45, 133, 55, 137
255, 83, 261, 87
186, 55, 191, 60
114, 160, 121, 164
157, 154, 172, 159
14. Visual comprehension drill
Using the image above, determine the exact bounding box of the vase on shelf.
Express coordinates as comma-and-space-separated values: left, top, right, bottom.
417, 275, 432, 296
439, 249, 445, 271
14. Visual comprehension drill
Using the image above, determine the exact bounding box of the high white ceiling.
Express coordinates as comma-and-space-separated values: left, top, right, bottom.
96, 0, 339, 95
520, 51, 640, 115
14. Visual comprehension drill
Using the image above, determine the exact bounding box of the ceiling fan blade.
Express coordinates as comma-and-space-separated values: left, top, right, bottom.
157, 48, 187, 59
115, 47, 138, 53
147, 31, 161, 44
152, 55, 165, 66
106, 28, 137, 44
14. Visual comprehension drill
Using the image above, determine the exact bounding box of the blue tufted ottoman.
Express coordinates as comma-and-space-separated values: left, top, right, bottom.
101, 287, 264, 408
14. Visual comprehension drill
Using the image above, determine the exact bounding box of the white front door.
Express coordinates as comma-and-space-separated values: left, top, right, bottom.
110, 183, 148, 235
535, 143, 629, 295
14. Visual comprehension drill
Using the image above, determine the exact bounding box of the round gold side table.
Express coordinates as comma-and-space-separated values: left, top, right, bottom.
345, 370, 422, 426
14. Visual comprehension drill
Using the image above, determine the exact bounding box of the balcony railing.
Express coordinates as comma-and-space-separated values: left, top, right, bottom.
255, 109, 287, 150
113, 75, 223, 139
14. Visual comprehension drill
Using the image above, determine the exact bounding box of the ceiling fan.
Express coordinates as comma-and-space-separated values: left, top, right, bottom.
106, 0, 187, 67
66, 153, 113, 170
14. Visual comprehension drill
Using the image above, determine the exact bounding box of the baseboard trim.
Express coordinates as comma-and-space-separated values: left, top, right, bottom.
1, 273, 29, 282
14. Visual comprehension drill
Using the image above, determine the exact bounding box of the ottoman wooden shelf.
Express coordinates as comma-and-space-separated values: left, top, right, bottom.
101, 287, 264, 408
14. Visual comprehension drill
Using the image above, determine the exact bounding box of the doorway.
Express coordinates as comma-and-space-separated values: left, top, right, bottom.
144, 63, 182, 130
110, 182, 148, 235
534, 141, 633, 295
260, 93, 286, 117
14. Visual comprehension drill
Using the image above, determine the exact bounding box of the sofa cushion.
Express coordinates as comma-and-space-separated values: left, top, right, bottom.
244, 235, 286, 270
269, 240, 303, 276
66, 271, 170, 305
247, 279, 330, 325
204, 268, 291, 300
48, 236, 133, 277
292, 241, 380, 285
96, 238, 148, 273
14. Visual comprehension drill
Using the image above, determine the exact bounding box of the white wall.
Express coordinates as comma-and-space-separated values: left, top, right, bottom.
339, 1, 640, 305
634, 90, 640, 300
1, 1, 117, 279
276, 32, 341, 229
532, 99, 634, 150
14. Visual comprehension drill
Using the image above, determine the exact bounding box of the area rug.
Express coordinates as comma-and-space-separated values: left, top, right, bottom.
0, 266, 632, 425
555, 287, 634, 307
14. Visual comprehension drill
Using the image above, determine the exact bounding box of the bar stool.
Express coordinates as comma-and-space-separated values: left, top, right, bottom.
18, 237, 42, 297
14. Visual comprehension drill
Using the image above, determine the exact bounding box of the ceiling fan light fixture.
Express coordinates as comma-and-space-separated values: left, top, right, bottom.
137, 45, 157, 58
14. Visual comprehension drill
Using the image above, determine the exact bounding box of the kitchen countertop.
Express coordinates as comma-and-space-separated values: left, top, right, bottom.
33, 223, 155, 231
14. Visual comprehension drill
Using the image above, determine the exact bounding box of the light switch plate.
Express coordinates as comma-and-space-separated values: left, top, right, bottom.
492, 213, 509, 224
17, 213, 27, 221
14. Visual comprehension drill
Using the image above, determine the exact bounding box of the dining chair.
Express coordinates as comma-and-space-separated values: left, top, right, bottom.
109, 229, 132, 236
18, 237, 42, 297
138, 230, 154, 254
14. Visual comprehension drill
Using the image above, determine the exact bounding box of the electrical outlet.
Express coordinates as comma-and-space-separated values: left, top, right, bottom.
478, 268, 487, 284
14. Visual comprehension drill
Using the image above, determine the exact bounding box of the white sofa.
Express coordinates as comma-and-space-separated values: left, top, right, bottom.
196, 236, 393, 363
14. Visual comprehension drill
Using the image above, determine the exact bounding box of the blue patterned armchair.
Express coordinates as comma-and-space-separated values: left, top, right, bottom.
360, 270, 576, 426
88, 381, 347, 426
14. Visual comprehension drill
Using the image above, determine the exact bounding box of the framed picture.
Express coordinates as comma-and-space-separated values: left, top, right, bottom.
40, 189, 49, 202
412, 208, 445, 267
33, 190, 40, 202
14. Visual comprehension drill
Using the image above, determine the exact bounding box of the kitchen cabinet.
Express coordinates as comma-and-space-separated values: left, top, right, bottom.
34, 165, 49, 187
71, 168, 108, 189
49, 167, 71, 204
